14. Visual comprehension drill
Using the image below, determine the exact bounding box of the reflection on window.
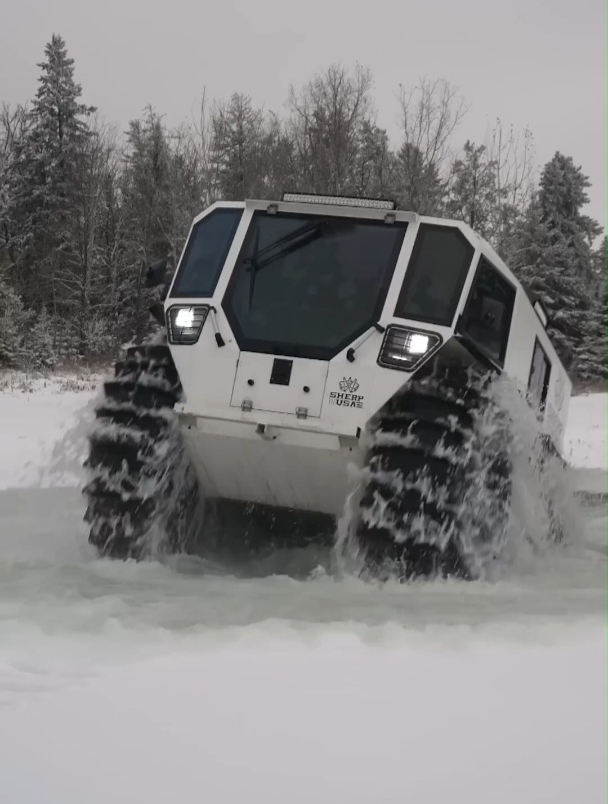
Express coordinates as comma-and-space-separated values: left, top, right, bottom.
528, 338, 551, 413
171, 208, 243, 297
394, 224, 474, 326
222, 212, 407, 359
461, 257, 516, 365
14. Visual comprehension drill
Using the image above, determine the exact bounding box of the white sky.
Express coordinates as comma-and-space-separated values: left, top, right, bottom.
2, 0, 606, 227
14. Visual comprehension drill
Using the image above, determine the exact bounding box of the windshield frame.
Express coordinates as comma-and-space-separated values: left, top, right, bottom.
222, 209, 408, 360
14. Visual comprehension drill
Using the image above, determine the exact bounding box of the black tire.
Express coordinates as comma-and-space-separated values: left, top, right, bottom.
350, 365, 512, 580
83, 342, 200, 559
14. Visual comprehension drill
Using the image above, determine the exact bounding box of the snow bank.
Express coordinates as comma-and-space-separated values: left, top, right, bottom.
565, 392, 607, 470
1, 629, 605, 804
0, 376, 98, 490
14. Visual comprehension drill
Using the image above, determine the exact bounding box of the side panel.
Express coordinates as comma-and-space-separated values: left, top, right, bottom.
503, 288, 572, 448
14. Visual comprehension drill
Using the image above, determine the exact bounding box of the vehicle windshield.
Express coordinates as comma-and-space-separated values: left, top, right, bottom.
222, 211, 407, 359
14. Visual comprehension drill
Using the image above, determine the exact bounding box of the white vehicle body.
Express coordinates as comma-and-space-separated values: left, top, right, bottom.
165, 196, 572, 520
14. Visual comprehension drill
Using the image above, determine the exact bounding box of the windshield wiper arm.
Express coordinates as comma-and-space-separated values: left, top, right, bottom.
254, 226, 323, 271
247, 223, 261, 312
245, 220, 325, 311
245, 220, 324, 269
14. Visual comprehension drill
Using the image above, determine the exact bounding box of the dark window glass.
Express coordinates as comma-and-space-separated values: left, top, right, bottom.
461, 257, 516, 365
394, 224, 474, 326
528, 338, 551, 413
171, 208, 243, 297
222, 212, 407, 360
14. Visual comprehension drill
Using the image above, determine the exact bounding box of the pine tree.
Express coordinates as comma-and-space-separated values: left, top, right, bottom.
575, 292, 607, 387
446, 141, 499, 240
576, 239, 607, 386
590, 236, 607, 296
509, 153, 603, 376
0, 104, 26, 263
352, 122, 393, 199
212, 93, 264, 200
394, 142, 444, 214
257, 113, 296, 199
22, 306, 58, 368
0, 270, 29, 367
6, 34, 95, 322
538, 152, 601, 285
119, 107, 173, 344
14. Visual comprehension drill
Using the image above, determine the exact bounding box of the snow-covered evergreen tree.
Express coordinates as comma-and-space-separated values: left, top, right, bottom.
394, 142, 444, 215
576, 238, 607, 386
257, 112, 296, 199
352, 122, 394, 199
509, 153, 603, 376
7, 34, 95, 314
575, 292, 607, 386
0, 270, 29, 367
22, 306, 58, 368
446, 141, 499, 239
119, 107, 174, 344
0, 104, 26, 263
212, 93, 265, 200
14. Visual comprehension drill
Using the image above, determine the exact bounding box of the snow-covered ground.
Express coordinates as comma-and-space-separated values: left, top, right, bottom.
0, 376, 606, 803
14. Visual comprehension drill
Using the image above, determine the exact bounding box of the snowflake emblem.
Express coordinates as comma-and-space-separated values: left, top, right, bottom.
339, 377, 359, 393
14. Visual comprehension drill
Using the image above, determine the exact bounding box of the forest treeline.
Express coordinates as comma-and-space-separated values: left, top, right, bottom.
0, 35, 605, 385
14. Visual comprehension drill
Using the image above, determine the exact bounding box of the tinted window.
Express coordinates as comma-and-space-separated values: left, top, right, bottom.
171, 208, 243, 297
528, 338, 551, 413
461, 257, 516, 365
394, 224, 474, 326
222, 212, 407, 359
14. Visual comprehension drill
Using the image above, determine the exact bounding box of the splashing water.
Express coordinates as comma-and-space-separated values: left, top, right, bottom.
336, 370, 586, 581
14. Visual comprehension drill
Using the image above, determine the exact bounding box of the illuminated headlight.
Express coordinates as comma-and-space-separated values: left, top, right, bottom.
281, 192, 396, 211
378, 326, 442, 371
166, 305, 209, 345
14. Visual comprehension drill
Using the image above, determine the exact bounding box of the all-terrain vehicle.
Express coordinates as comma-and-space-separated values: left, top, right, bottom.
83, 193, 572, 579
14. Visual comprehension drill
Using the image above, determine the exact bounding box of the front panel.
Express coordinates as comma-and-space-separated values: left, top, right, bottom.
230, 353, 329, 417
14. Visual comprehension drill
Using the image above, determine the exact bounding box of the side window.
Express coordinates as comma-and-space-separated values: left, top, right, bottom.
394, 224, 474, 327
460, 257, 515, 365
171, 208, 243, 297
528, 338, 551, 413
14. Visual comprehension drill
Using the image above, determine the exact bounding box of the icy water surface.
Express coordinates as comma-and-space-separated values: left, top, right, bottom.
1, 487, 605, 635
0, 484, 605, 710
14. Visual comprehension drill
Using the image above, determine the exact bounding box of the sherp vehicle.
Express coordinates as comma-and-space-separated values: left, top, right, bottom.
83, 192, 572, 578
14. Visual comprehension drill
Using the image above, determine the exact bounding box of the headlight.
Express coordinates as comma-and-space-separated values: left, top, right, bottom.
378, 325, 442, 371
166, 305, 209, 345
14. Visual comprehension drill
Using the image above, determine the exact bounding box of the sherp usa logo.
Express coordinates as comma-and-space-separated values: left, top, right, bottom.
338, 377, 359, 393
329, 377, 364, 408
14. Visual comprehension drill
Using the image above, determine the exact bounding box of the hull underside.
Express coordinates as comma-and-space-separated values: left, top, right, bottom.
180, 416, 360, 516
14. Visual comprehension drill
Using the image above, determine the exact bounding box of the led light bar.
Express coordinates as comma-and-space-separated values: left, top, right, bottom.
281, 192, 396, 211
166, 304, 209, 345
378, 326, 442, 372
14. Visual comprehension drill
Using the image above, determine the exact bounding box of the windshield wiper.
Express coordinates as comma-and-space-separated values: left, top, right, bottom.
247, 223, 261, 311
245, 220, 326, 310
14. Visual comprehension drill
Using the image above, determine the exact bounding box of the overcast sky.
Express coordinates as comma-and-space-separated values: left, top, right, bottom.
2, 0, 606, 227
